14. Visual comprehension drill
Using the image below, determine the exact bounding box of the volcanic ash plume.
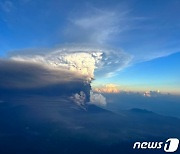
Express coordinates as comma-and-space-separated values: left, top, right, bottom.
10, 46, 132, 107
11, 48, 103, 81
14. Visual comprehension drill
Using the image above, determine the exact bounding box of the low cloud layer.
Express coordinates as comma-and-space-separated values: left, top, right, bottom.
103, 91, 180, 118
93, 84, 120, 93
143, 90, 161, 97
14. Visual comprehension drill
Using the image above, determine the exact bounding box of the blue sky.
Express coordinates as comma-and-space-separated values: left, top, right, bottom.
94, 52, 180, 94
0, 0, 180, 94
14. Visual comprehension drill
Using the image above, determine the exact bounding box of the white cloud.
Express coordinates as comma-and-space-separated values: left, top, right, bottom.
89, 91, 106, 106
64, 8, 129, 45
10, 45, 132, 80
93, 84, 120, 93
64, 6, 180, 64
11, 51, 102, 81
71, 91, 86, 107
71, 90, 107, 108
143, 90, 161, 97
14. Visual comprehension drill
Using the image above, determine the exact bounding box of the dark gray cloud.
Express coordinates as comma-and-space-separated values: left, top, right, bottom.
0, 59, 87, 88
0, 59, 91, 101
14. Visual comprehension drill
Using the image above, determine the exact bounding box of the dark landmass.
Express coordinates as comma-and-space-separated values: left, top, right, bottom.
0, 95, 180, 154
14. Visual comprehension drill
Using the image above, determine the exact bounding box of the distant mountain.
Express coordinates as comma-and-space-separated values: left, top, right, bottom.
130, 108, 154, 113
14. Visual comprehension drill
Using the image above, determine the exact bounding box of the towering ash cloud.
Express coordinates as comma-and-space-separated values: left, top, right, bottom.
6, 46, 131, 106
11, 49, 102, 81
11, 46, 132, 79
